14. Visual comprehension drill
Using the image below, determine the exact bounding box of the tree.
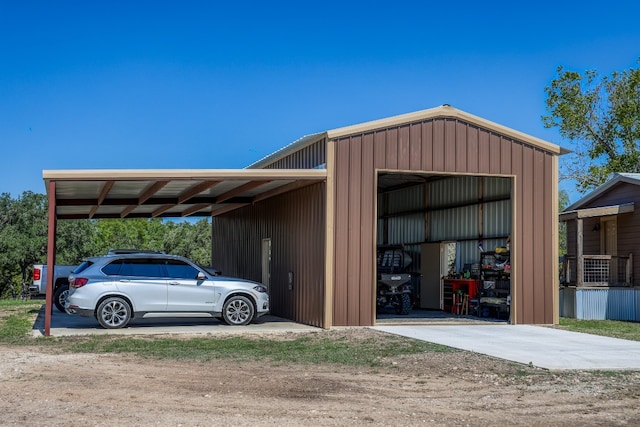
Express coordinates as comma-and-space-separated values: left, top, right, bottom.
56, 219, 99, 264
0, 192, 48, 296
161, 219, 211, 266
94, 218, 167, 254
543, 60, 640, 193
558, 189, 570, 257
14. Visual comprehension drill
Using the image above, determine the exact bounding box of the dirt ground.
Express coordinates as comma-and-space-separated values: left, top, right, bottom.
1, 328, 640, 426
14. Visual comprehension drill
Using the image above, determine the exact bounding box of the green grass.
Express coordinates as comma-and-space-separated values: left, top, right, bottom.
0, 300, 451, 367
557, 317, 640, 341
0, 300, 42, 343
65, 333, 453, 366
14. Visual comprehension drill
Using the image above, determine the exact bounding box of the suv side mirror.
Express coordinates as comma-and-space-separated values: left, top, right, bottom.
197, 271, 206, 280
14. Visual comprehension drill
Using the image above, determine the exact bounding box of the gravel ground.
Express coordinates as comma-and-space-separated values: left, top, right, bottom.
1, 328, 640, 426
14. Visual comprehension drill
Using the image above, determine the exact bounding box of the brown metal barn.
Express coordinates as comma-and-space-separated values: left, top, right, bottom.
41, 105, 563, 335
212, 105, 563, 328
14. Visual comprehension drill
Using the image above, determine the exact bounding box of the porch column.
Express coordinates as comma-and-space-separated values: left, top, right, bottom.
576, 218, 583, 286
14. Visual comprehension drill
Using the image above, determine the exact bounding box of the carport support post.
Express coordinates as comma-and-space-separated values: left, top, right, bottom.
44, 180, 57, 337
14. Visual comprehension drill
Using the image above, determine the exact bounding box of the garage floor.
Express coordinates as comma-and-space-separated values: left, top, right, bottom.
373, 324, 640, 370
376, 308, 508, 325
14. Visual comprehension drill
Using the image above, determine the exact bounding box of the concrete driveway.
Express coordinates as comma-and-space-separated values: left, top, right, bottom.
32, 308, 319, 337
373, 324, 640, 371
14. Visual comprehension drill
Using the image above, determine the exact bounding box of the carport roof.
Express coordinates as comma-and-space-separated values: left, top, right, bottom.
43, 168, 326, 219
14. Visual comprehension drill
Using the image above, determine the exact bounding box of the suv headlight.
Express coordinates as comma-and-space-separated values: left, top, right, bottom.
253, 285, 267, 293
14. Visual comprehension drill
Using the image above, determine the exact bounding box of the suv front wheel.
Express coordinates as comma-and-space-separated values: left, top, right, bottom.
97, 297, 132, 329
222, 295, 254, 326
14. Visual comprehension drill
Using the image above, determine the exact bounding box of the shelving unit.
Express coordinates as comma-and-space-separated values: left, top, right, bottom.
479, 251, 511, 320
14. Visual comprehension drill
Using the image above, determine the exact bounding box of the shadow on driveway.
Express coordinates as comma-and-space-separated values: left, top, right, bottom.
32, 306, 319, 337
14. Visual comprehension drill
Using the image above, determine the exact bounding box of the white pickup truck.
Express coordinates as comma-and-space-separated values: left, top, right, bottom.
31, 264, 77, 312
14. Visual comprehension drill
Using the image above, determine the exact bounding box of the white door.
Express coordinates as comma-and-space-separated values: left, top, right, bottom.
262, 238, 271, 290
420, 243, 442, 309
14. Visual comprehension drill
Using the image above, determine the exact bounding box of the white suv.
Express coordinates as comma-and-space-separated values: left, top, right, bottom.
65, 253, 269, 328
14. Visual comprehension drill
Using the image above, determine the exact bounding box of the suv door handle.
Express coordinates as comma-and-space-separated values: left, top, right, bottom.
169, 281, 180, 286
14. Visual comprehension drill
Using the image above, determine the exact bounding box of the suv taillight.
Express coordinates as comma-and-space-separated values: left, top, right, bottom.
33, 268, 41, 281
71, 277, 89, 288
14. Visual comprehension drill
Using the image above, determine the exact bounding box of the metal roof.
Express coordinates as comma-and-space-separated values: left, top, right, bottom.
44, 169, 326, 219
249, 105, 567, 169
563, 173, 640, 212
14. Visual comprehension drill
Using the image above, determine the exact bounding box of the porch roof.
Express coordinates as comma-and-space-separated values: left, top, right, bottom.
559, 202, 635, 222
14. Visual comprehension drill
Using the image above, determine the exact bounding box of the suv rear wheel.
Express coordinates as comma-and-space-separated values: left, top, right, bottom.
54, 283, 69, 313
222, 295, 254, 326
97, 297, 132, 329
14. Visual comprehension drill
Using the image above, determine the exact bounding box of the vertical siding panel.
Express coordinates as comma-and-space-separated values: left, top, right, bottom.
501, 137, 512, 174
455, 121, 468, 172
386, 128, 398, 169
374, 130, 386, 169
521, 145, 535, 324
467, 125, 479, 174
422, 120, 433, 171
409, 123, 422, 170
533, 149, 545, 323
263, 139, 327, 169
432, 119, 445, 170
490, 133, 501, 174
348, 136, 363, 325
361, 133, 375, 325
398, 125, 410, 170
444, 119, 457, 172
511, 142, 523, 323
543, 153, 554, 323
333, 139, 350, 325
478, 129, 490, 173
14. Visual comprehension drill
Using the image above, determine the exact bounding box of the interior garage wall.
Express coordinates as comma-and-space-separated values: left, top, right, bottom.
332, 117, 557, 326
379, 175, 512, 278
211, 183, 326, 327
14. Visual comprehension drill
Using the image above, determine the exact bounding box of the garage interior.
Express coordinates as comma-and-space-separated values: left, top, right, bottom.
376, 172, 513, 323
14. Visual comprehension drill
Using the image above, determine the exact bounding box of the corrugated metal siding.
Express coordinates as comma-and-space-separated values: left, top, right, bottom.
264, 139, 327, 169
559, 287, 576, 318
483, 200, 512, 238
388, 184, 424, 214
430, 175, 478, 206
211, 183, 326, 327
567, 288, 640, 321
333, 117, 557, 326
430, 205, 479, 241
387, 213, 425, 244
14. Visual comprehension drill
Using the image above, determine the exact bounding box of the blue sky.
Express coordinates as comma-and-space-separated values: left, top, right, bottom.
1, 1, 639, 203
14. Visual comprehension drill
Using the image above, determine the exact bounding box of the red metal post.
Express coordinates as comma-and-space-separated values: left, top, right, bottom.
45, 180, 57, 336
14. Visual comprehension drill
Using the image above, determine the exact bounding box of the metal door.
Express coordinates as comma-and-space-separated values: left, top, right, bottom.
420, 243, 442, 309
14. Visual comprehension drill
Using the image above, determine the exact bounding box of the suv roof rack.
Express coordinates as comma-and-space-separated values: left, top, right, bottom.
107, 249, 166, 255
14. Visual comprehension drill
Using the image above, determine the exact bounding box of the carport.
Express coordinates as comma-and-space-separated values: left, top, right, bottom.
42, 168, 326, 336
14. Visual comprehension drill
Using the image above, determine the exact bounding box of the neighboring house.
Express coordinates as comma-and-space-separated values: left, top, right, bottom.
559, 173, 640, 321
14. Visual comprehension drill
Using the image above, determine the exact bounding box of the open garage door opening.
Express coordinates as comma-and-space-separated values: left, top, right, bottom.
375, 172, 513, 324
